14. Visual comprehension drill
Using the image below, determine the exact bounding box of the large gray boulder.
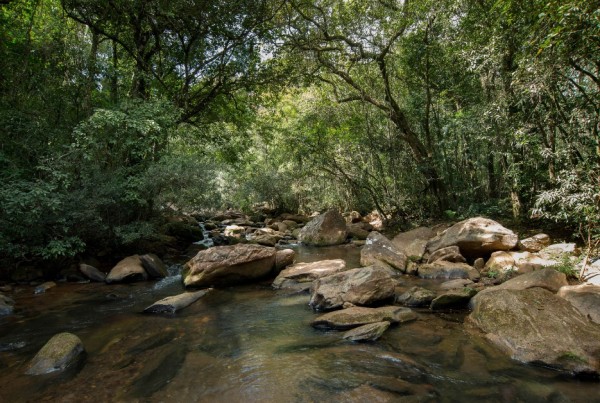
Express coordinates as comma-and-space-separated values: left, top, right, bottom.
426, 217, 518, 257
427, 245, 466, 264
26, 332, 85, 375
417, 261, 480, 281
272, 259, 346, 291
468, 287, 600, 377
309, 266, 396, 311
477, 268, 568, 296
183, 244, 276, 287
557, 284, 600, 324
298, 210, 348, 246
106, 255, 148, 284
392, 227, 435, 261
140, 254, 168, 278
311, 306, 417, 329
360, 232, 407, 272
144, 289, 212, 314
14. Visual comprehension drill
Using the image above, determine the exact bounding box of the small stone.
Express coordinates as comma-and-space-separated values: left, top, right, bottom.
144, 289, 212, 314
34, 281, 56, 295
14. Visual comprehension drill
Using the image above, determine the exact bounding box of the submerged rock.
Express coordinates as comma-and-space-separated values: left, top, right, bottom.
26, 332, 85, 375
342, 321, 391, 342
298, 210, 348, 246
273, 259, 346, 291
309, 266, 396, 311
426, 217, 518, 257
468, 287, 600, 377
144, 289, 212, 314
312, 306, 416, 330
106, 255, 148, 284
34, 281, 56, 294
183, 244, 276, 287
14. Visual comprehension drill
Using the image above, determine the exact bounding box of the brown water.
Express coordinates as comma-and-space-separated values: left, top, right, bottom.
0, 245, 599, 402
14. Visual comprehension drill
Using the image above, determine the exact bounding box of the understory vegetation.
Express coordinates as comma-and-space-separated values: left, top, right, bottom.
0, 0, 598, 265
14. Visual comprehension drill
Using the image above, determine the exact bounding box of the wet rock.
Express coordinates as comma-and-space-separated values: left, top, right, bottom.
392, 227, 434, 261
468, 287, 600, 377
396, 286, 436, 307
418, 261, 480, 281
274, 249, 296, 272
183, 244, 276, 287
34, 281, 56, 294
312, 306, 417, 330
273, 259, 346, 291
140, 254, 168, 279
360, 232, 407, 272
0, 292, 14, 316
106, 255, 148, 284
343, 321, 391, 342
476, 268, 567, 297
557, 284, 600, 324
518, 234, 551, 252
430, 288, 477, 310
426, 217, 518, 258
79, 264, 106, 282
427, 245, 466, 264
25, 332, 85, 375
298, 210, 348, 246
439, 279, 474, 290
309, 266, 396, 311
144, 289, 212, 314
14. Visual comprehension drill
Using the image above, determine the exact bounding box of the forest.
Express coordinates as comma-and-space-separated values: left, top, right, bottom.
0, 0, 598, 266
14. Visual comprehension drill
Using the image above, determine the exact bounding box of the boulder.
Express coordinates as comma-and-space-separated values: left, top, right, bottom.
25, 332, 85, 375
224, 225, 246, 238
509, 251, 557, 273
482, 251, 516, 275
279, 213, 310, 223
392, 227, 434, 261
360, 232, 407, 272
430, 288, 477, 310
140, 254, 168, 278
342, 321, 391, 342
79, 264, 106, 282
476, 268, 568, 296
473, 258, 485, 270
250, 233, 280, 247
427, 246, 466, 264
309, 266, 396, 311
518, 234, 551, 252
396, 287, 436, 307
417, 261, 480, 281
274, 249, 295, 272
557, 284, 600, 324
34, 281, 56, 294
347, 223, 370, 240
272, 259, 346, 291
311, 306, 417, 330
106, 255, 148, 284
161, 221, 203, 242
468, 287, 600, 377
0, 293, 14, 316
539, 243, 579, 259
298, 210, 348, 246
183, 244, 276, 287
144, 289, 212, 314
426, 217, 518, 257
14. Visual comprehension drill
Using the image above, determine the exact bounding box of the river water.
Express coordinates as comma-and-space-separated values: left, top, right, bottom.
0, 245, 598, 402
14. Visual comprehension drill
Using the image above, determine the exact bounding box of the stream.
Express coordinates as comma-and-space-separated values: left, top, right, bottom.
0, 244, 599, 402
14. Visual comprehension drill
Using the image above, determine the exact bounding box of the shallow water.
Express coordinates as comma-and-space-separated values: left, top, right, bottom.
0, 245, 599, 402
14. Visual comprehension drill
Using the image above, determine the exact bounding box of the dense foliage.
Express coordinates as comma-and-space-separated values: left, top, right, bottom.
0, 0, 597, 265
